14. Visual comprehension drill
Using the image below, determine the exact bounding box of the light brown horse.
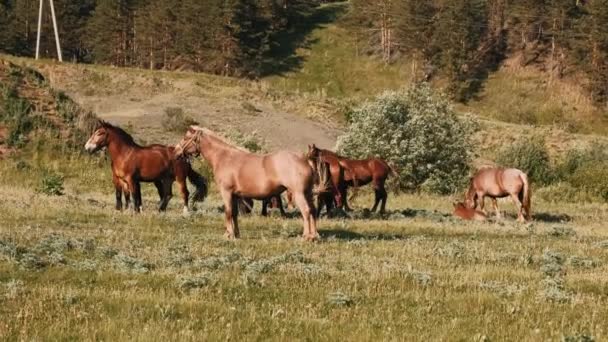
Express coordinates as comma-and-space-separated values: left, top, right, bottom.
465, 167, 531, 222
175, 126, 318, 240
85, 120, 207, 213
306, 144, 396, 213
453, 202, 487, 221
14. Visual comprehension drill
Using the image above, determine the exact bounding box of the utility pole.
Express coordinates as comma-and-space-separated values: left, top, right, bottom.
35, 0, 63, 62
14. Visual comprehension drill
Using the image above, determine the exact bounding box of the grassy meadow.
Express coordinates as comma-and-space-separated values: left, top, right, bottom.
1, 147, 608, 341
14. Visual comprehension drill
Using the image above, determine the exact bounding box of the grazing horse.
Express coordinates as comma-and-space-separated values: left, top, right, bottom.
465, 167, 531, 222
306, 144, 396, 213
84, 120, 207, 213
175, 126, 318, 240
453, 202, 487, 221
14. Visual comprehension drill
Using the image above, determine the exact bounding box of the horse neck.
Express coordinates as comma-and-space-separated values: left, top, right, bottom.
106, 131, 137, 161
199, 134, 239, 168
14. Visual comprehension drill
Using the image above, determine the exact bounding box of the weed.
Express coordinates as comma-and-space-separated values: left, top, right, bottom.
161, 107, 197, 133
327, 291, 354, 307
36, 171, 64, 196
176, 273, 214, 291
113, 253, 154, 274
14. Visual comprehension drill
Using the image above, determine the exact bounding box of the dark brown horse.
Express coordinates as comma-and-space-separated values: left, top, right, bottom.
175, 126, 318, 240
306, 144, 396, 213
85, 120, 207, 213
465, 167, 531, 222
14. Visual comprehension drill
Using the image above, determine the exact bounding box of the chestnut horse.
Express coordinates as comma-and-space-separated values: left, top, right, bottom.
453, 202, 487, 221
306, 144, 396, 213
85, 120, 207, 212
465, 167, 531, 222
175, 126, 318, 240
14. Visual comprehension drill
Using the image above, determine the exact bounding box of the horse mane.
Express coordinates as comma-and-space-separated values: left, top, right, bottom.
99, 120, 139, 147
191, 126, 250, 153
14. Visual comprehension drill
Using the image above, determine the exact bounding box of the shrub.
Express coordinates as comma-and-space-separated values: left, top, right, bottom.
161, 107, 197, 133
336, 83, 476, 194
495, 137, 552, 185
223, 129, 267, 153
37, 171, 65, 196
569, 161, 608, 201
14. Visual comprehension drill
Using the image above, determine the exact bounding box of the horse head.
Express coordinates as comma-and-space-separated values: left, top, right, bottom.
175, 126, 202, 158
306, 144, 320, 161
84, 120, 110, 153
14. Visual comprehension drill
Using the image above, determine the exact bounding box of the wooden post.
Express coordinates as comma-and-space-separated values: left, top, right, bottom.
35, 0, 43, 60
49, 0, 63, 62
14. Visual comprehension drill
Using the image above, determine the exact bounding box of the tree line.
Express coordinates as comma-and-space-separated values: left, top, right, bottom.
0, 0, 322, 77
348, 0, 608, 104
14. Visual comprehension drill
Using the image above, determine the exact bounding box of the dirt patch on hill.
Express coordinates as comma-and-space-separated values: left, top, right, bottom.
35, 63, 341, 151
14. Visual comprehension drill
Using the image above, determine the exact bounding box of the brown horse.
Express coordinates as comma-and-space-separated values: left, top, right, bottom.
453, 202, 487, 221
85, 120, 207, 213
465, 167, 531, 222
306, 144, 396, 213
175, 126, 318, 240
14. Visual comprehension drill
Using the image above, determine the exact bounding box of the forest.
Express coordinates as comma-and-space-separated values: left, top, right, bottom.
1, 0, 607, 103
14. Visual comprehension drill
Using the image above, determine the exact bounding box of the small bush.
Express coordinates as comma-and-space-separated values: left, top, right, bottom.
568, 161, 608, 201
161, 107, 197, 133
37, 171, 65, 196
336, 83, 476, 194
495, 137, 552, 185
223, 129, 267, 153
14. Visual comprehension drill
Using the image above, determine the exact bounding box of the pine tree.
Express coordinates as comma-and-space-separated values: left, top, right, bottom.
86, 0, 135, 66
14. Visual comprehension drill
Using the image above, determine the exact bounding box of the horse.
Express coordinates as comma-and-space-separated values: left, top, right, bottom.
238, 194, 287, 217
306, 144, 397, 213
465, 167, 531, 222
84, 120, 207, 213
452, 202, 487, 221
175, 126, 318, 240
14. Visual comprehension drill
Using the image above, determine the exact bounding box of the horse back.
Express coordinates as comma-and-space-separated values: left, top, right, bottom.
472, 167, 525, 197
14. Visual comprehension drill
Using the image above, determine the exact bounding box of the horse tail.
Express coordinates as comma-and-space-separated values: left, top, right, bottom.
187, 165, 208, 203
520, 172, 532, 221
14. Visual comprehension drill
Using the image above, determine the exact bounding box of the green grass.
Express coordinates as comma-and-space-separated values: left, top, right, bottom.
1, 149, 608, 341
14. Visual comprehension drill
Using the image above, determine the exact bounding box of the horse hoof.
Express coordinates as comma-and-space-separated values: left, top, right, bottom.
182, 207, 190, 216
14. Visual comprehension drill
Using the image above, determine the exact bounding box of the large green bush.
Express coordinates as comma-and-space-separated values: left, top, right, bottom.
336, 83, 476, 194
495, 137, 553, 185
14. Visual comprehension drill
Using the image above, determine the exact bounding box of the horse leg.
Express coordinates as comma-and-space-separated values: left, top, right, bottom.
277, 195, 287, 217
231, 195, 240, 238
477, 192, 486, 214
510, 193, 525, 223
293, 191, 317, 241
177, 176, 190, 215
379, 185, 388, 214
371, 188, 381, 212
127, 177, 142, 213
316, 194, 325, 219
114, 186, 123, 210
154, 181, 164, 210
491, 198, 501, 219
342, 186, 353, 211
159, 179, 173, 212
261, 198, 269, 217
219, 188, 237, 239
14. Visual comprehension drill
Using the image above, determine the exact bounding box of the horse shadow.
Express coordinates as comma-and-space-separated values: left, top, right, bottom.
319, 229, 409, 241
532, 212, 573, 223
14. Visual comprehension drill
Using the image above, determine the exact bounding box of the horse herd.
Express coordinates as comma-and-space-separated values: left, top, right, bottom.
84, 120, 532, 241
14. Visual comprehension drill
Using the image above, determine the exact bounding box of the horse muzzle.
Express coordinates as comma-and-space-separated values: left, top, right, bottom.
84, 142, 101, 153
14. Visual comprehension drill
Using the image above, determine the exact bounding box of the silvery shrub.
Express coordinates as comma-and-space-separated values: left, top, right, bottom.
336, 83, 476, 194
